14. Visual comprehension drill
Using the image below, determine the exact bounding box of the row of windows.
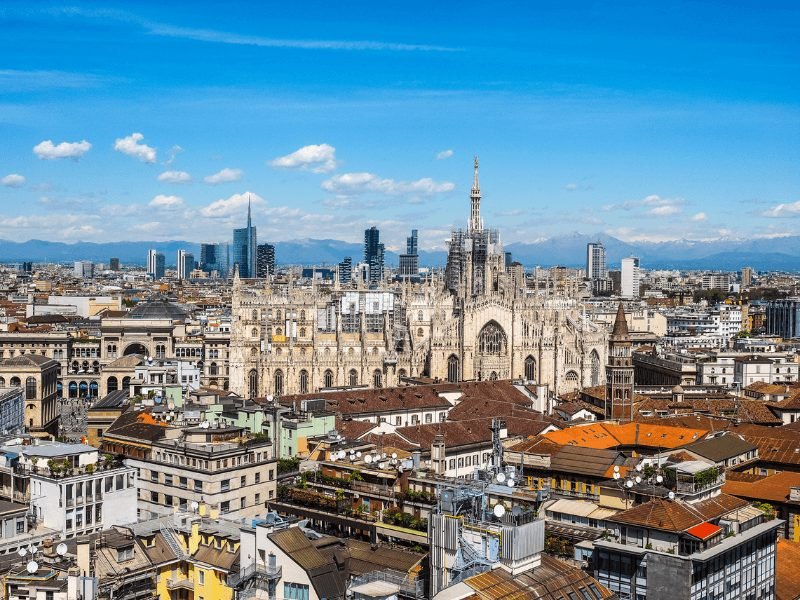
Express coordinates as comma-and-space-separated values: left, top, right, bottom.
151, 451, 270, 470
145, 489, 274, 511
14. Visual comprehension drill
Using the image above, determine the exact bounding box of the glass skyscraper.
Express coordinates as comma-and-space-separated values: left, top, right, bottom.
232, 199, 257, 278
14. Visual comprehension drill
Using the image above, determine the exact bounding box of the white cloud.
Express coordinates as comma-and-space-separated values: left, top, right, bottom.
33, 139, 91, 160
114, 132, 156, 163
200, 192, 264, 218
149, 194, 184, 209
270, 144, 337, 173
691, 212, 707, 222
321, 172, 455, 196
648, 204, 681, 216
163, 145, 183, 166
1, 173, 25, 187
204, 168, 243, 184
564, 182, 593, 192
436, 149, 454, 160
763, 201, 800, 218
157, 170, 191, 183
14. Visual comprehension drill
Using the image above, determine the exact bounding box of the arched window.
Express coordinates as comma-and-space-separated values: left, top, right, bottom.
68, 381, 78, 398
107, 376, 118, 393
349, 369, 358, 386
79, 381, 88, 397
10, 377, 20, 387
300, 310, 306, 321
590, 350, 601, 387
300, 328, 306, 338
324, 369, 333, 388
248, 369, 258, 398
276, 327, 283, 336
478, 322, 507, 355
251, 309, 258, 321
299, 370, 309, 394
398, 368, 407, 381
25, 377, 36, 400
373, 369, 383, 388
447, 355, 459, 383
122, 377, 131, 390
525, 356, 536, 382
274, 370, 284, 396
251, 347, 258, 357
489, 371, 498, 381
0, 377, 5, 386
565, 371, 579, 392
209, 362, 218, 376
251, 327, 258, 338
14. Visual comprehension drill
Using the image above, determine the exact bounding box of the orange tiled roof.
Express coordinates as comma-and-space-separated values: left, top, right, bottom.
723, 471, 800, 504
777, 540, 800, 600
542, 422, 707, 450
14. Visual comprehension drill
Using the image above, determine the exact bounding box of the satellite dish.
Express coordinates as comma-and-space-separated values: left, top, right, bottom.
382, 453, 387, 459
493, 504, 506, 518
398, 466, 403, 473
506, 479, 515, 488
17, 549, 26, 557
266, 395, 274, 402
379, 463, 387, 470
635, 476, 642, 484
356, 451, 362, 458
668, 491, 676, 500
613, 472, 620, 480
56, 543, 68, 556
338, 450, 347, 460
391, 453, 397, 459
656, 475, 664, 484
613, 465, 620, 473
364, 455, 373, 464
496, 472, 506, 483
625, 480, 634, 488
154, 395, 163, 404
330, 455, 337, 462
26, 561, 38, 574
201, 421, 209, 429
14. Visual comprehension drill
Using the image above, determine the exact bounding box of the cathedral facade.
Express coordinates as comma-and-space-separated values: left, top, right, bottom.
229, 159, 607, 398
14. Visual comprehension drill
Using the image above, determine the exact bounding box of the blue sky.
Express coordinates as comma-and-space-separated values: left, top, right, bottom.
1, 1, 798, 250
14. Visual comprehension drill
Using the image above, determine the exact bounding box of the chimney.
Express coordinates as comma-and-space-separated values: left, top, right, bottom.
76, 539, 90, 576
43, 537, 55, 558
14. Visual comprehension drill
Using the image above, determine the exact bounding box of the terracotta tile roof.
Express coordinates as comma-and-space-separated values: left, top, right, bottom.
465, 554, 614, 600
542, 422, 707, 450
334, 418, 376, 441
686, 433, 757, 462
609, 493, 748, 533
636, 397, 782, 425
723, 471, 800, 504
507, 437, 563, 455
724, 471, 765, 483
776, 540, 800, 600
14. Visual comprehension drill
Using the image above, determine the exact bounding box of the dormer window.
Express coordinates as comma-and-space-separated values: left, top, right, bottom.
117, 546, 134, 562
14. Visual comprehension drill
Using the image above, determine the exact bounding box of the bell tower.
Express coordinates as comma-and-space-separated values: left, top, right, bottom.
606, 303, 634, 420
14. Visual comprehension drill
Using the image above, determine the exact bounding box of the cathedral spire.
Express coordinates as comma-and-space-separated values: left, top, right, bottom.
469, 156, 482, 234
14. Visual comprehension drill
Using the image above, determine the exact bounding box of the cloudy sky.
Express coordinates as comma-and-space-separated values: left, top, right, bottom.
1, 1, 798, 251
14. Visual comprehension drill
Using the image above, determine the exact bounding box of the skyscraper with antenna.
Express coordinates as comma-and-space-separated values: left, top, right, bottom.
232, 197, 257, 278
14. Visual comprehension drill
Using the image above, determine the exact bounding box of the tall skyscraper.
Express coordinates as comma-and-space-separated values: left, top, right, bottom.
399, 228, 419, 278
177, 250, 194, 280
109, 257, 120, 271
586, 242, 609, 294
741, 266, 753, 287
364, 226, 384, 285
338, 256, 352, 284
620, 257, 640, 298
147, 249, 165, 280
73, 261, 94, 278
256, 243, 275, 278
200, 243, 229, 277
232, 199, 257, 278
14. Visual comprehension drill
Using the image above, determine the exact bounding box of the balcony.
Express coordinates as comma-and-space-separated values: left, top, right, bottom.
166, 578, 194, 591
228, 563, 282, 588
351, 480, 396, 499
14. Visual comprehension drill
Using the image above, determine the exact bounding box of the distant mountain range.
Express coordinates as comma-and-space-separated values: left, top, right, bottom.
1, 233, 798, 271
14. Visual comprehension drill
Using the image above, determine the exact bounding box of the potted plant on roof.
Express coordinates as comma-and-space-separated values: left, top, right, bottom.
47, 458, 60, 477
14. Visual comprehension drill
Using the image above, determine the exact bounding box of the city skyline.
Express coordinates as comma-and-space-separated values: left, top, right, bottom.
1, 2, 798, 252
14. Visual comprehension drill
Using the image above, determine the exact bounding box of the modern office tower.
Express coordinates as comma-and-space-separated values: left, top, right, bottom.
232, 199, 257, 278
20, 262, 33, 273
339, 256, 353, 284
147, 249, 165, 280
741, 266, 753, 287
364, 226, 384, 285
109, 258, 120, 271
256, 243, 275, 278
177, 250, 195, 280
200, 243, 229, 277
504, 251, 512, 270
587, 242, 609, 295
620, 257, 640, 298
398, 229, 419, 278
73, 261, 94, 278
766, 298, 800, 339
